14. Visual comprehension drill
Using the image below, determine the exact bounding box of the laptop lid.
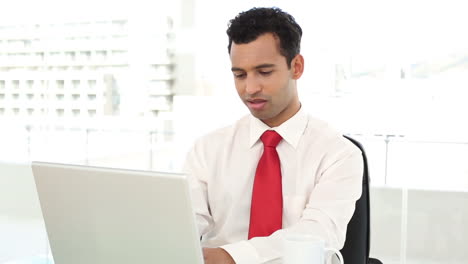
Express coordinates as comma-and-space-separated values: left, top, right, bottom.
31, 161, 204, 264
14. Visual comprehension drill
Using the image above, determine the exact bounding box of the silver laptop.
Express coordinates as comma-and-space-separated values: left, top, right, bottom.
31, 161, 204, 264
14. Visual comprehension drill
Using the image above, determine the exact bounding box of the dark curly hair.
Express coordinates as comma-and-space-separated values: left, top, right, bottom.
226, 7, 302, 67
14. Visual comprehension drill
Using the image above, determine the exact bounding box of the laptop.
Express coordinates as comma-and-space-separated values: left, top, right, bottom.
31, 161, 204, 264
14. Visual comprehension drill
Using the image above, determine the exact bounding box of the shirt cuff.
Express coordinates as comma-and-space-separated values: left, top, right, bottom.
220, 240, 261, 264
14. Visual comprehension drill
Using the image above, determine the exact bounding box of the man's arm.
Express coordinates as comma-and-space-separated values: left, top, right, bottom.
203, 248, 236, 264
185, 145, 237, 263
183, 142, 214, 237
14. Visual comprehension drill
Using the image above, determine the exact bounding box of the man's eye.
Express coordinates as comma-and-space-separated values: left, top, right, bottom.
234, 73, 246, 79
259, 71, 272, 76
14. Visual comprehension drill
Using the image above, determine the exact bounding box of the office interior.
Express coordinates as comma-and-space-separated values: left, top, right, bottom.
1, 0, 467, 263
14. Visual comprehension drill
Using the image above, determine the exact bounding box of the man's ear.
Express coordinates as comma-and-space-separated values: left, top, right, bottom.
291, 54, 304, 80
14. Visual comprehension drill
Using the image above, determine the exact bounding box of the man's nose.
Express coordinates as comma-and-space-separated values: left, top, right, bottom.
245, 76, 262, 95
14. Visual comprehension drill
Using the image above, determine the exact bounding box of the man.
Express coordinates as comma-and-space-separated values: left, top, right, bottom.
184, 7, 363, 264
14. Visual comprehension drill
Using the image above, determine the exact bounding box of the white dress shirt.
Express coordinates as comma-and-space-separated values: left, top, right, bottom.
183, 107, 363, 264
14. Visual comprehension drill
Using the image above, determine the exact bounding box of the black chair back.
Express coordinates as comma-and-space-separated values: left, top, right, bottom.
340, 135, 371, 264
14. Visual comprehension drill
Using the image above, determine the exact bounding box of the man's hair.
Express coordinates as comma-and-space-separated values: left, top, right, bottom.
226, 7, 302, 67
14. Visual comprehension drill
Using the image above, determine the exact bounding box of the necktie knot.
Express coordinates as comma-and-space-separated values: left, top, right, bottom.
261, 130, 282, 148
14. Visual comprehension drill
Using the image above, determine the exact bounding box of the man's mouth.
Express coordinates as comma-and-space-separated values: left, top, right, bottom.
246, 99, 267, 110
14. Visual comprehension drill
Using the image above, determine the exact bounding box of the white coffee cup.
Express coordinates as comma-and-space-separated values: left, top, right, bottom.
283, 233, 344, 264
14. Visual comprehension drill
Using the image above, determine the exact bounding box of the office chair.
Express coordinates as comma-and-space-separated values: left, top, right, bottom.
340, 135, 383, 264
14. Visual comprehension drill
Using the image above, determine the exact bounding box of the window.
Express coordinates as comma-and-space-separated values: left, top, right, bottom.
12, 80, 19, 89
49, 52, 62, 62
72, 80, 80, 89
88, 80, 96, 89
79, 51, 91, 61
35, 52, 44, 60
56, 80, 65, 89
65, 51, 75, 61
96, 50, 107, 61
27, 80, 34, 89
23, 39, 32, 47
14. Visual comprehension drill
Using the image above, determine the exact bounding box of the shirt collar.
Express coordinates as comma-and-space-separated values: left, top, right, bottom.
249, 106, 308, 149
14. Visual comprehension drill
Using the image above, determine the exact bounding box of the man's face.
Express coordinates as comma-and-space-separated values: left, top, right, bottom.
230, 33, 303, 127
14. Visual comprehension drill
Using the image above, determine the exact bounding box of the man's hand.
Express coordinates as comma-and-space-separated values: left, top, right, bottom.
202, 247, 235, 264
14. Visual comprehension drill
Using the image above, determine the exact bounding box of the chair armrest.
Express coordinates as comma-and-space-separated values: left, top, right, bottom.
368, 257, 383, 264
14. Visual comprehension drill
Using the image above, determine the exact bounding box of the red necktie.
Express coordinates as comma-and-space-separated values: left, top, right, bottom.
248, 130, 283, 239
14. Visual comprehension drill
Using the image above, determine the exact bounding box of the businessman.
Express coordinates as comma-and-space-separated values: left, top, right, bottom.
184, 7, 363, 264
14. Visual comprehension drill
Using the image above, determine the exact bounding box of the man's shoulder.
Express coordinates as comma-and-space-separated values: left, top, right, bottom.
304, 114, 342, 138
303, 113, 361, 154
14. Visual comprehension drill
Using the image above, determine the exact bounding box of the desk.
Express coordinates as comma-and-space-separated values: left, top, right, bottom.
2, 255, 52, 264
0, 218, 49, 264
0, 162, 51, 264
